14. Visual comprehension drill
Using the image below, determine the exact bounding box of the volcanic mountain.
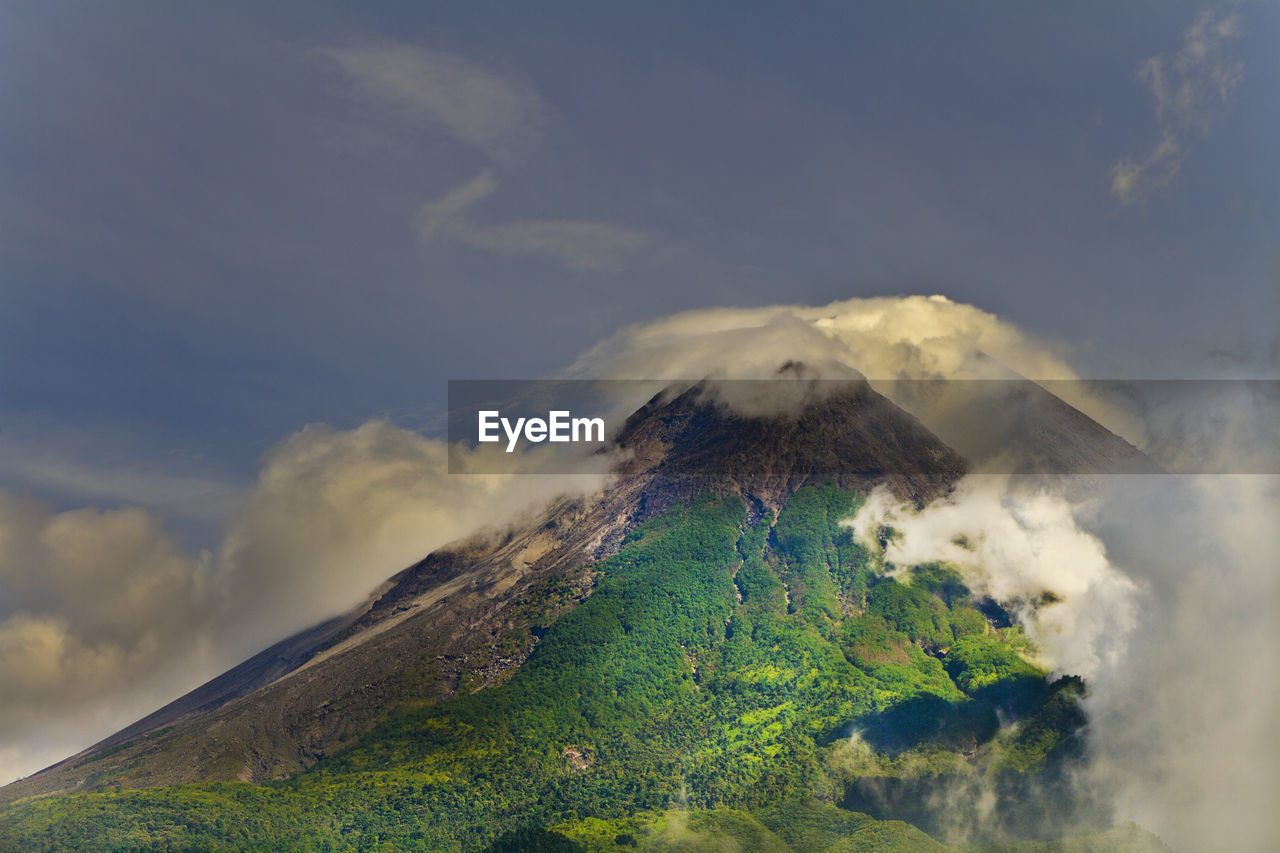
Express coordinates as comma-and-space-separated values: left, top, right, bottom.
0, 376, 1167, 852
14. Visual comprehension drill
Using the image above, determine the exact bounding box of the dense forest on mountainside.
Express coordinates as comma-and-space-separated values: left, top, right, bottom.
0, 485, 1157, 852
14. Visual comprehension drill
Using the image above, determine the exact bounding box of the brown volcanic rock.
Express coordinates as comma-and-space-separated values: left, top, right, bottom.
2, 377, 966, 802
613, 379, 966, 516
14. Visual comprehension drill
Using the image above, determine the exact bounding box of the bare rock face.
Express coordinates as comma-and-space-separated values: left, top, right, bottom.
612, 379, 966, 516
1, 377, 970, 801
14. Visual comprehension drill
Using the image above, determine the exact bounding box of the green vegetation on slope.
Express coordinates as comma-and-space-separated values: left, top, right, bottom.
547, 803, 1167, 853
0, 485, 1100, 851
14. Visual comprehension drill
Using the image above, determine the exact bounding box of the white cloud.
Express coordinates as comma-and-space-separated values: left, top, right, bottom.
847, 477, 1138, 680
847, 472, 1280, 850
0, 492, 211, 783
1111, 10, 1243, 204
564, 294, 1144, 445
327, 41, 544, 160
211, 421, 605, 658
569, 294, 1080, 382
1082, 474, 1280, 852
418, 170, 648, 272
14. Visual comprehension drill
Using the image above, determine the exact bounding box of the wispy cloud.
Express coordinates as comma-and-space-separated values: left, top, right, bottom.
1111, 9, 1244, 204
419, 170, 648, 271
327, 41, 544, 160
418, 168, 501, 235
326, 44, 647, 270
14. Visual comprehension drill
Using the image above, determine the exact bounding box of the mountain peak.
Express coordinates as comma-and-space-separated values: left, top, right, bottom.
612, 377, 966, 515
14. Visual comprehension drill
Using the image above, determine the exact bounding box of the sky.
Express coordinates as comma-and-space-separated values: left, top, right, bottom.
0, 0, 1277, 794
2, 1, 1277, 532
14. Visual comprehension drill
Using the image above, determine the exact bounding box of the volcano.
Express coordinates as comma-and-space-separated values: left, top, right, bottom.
0, 377, 1169, 852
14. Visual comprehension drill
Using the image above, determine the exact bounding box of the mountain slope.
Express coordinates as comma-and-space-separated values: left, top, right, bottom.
0, 483, 1145, 850
0, 376, 1164, 850
1, 378, 962, 803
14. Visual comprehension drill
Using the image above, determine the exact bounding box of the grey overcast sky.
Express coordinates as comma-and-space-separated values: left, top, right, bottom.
1, 0, 1277, 531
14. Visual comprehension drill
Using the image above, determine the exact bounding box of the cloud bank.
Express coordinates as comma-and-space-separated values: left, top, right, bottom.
1080, 474, 1279, 852
213, 421, 604, 659
0, 493, 211, 781
0, 422, 602, 784
842, 469, 1277, 850
570, 294, 1080, 383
